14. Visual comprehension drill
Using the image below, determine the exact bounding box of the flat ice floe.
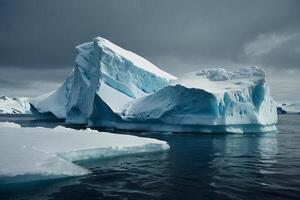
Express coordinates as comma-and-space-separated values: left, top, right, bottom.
0, 122, 169, 183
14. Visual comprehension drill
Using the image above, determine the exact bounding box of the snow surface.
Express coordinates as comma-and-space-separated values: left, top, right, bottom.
0, 96, 31, 114
97, 81, 134, 113
30, 37, 176, 123
95, 37, 175, 81
0, 122, 169, 183
121, 67, 278, 133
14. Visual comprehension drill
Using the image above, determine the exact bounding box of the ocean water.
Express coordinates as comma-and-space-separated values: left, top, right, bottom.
1, 114, 300, 200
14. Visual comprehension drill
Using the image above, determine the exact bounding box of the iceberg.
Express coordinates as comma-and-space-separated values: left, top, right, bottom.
0, 122, 169, 183
0, 96, 31, 114
277, 103, 300, 114
277, 106, 287, 114
30, 37, 176, 123
30, 37, 277, 133
121, 67, 278, 133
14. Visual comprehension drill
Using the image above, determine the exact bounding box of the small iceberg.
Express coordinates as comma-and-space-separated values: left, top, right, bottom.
277, 103, 300, 114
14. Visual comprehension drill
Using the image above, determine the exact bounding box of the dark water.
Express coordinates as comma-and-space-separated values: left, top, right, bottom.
1, 115, 300, 200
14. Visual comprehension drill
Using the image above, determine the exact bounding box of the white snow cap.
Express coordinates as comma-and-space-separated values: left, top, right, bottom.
94, 37, 176, 80
171, 66, 265, 93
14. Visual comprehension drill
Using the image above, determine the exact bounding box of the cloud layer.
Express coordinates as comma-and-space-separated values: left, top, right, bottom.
0, 0, 299, 101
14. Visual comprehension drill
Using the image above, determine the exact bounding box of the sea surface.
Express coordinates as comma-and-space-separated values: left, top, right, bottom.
1, 114, 300, 200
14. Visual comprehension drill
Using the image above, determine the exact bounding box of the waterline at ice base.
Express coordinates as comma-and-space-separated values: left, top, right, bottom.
29, 37, 278, 133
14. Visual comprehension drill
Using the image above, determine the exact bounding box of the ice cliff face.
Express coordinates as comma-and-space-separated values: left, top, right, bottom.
30, 37, 176, 123
121, 67, 278, 133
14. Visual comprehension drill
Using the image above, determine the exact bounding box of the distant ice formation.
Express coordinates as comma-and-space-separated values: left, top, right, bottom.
0, 96, 31, 114
277, 103, 300, 114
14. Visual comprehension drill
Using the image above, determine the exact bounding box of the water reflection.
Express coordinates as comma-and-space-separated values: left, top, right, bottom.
257, 132, 278, 167
209, 132, 279, 199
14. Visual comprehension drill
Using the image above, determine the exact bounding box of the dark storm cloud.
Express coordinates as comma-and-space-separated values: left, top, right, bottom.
1, 0, 300, 70
0, 0, 299, 100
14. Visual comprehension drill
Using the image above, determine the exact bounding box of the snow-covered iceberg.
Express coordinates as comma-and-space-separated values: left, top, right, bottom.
0, 122, 169, 184
30, 37, 277, 133
30, 37, 176, 123
0, 96, 31, 114
121, 67, 278, 133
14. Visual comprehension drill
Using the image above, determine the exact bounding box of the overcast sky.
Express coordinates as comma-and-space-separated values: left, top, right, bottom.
0, 0, 299, 102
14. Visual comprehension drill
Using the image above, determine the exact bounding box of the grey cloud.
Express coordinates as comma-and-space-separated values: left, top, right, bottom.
0, 78, 30, 89
1, 0, 300, 70
0, 67, 69, 97
241, 32, 300, 69
0, 0, 299, 100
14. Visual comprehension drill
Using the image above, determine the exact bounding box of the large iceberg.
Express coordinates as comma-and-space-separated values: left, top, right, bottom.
121, 67, 278, 133
0, 122, 169, 183
31, 37, 176, 123
30, 37, 277, 133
